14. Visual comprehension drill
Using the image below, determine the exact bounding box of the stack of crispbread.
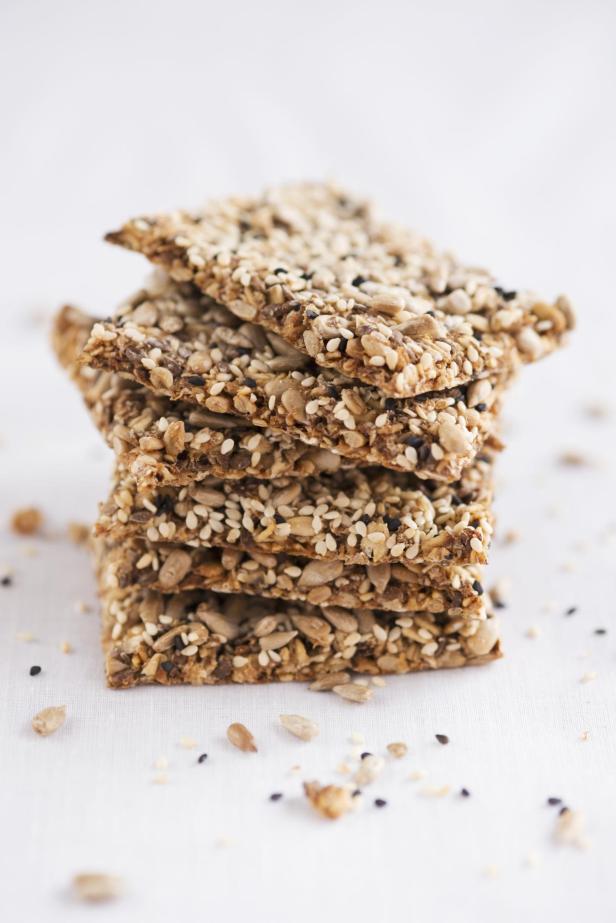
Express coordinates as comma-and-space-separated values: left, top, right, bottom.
52, 183, 573, 689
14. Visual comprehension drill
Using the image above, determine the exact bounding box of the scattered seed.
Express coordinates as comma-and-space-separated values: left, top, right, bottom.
179, 736, 197, 749
279, 714, 319, 741
594, 628, 607, 635
580, 671, 597, 683
32, 705, 66, 736
554, 808, 589, 848
227, 722, 257, 752
60, 641, 73, 654
374, 798, 387, 808
547, 797, 562, 806
333, 683, 373, 704
409, 769, 427, 781
460, 788, 471, 797
197, 753, 208, 764
72, 873, 123, 903
435, 734, 449, 745
564, 606, 578, 616
269, 792, 283, 802
526, 626, 541, 639
387, 742, 408, 759
1, 575, 12, 587
354, 755, 385, 786
29, 665, 42, 676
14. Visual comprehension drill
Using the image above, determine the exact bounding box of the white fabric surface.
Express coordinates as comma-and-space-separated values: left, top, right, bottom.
1, 1, 615, 920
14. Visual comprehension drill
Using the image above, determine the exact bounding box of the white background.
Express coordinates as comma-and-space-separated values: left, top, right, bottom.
1, 1, 615, 921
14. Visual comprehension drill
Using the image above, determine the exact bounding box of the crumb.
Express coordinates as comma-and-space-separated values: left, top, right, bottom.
67, 521, 90, 545
10, 507, 44, 536
526, 626, 541, 639
304, 781, 354, 820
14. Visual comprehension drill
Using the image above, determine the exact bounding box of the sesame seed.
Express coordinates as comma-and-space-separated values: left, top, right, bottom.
435, 734, 449, 745
29, 665, 42, 676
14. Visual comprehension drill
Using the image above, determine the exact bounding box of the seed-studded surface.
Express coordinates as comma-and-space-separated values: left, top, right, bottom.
96, 455, 494, 567
101, 586, 502, 689
53, 306, 355, 489
80, 280, 507, 481
105, 182, 574, 397
97, 538, 487, 617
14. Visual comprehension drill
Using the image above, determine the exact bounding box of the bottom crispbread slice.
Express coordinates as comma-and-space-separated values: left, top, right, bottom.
97, 538, 487, 617
102, 585, 501, 689
96, 451, 494, 568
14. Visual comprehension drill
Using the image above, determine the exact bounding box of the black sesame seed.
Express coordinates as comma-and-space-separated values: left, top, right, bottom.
273, 267, 286, 275
374, 798, 387, 808
161, 661, 174, 673
300, 271, 314, 281
565, 606, 578, 616
594, 628, 607, 635
559, 805, 570, 816
460, 788, 471, 798
435, 734, 449, 745
274, 512, 285, 524
269, 792, 283, 801
384, 516, 401, 533
385, 398, 396, 410
475, 402, 487, 412
360, 514, 370, 525
173, 635, 184, 651
338, 338, 347, 354
1, 575, 12, 587
472, 580, 484, 595
244, 377, 257, 387
29, 665, 42, 676
360, 752, 373, 760
493, 599, 506, 610
352, 275, 367, 287
495, 286, 517, 301
352, 789, 362, 797
306, 308, 318, 319
197, 753, 208, 764
405, 436, 423, 448
547, 797, 562, 806
187, 375, 205, 386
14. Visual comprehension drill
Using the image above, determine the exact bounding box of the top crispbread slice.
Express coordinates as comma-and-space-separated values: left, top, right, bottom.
106, 182, 574, 397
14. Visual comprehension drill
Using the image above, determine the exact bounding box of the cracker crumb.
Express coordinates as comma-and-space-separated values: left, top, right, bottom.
16, 631, 36, 642
386, 741, 408, 759
72, 873, 123, 903
304, 781, 354, 820
554, 808, 589, 849
558, 451, 591, 467
67, 521, 90, 545
60, 640, 73, 654
421, 784, 451, 797
524, 850, 542, 869
409, 769, 427, 782
579, 730, 590, 742
580, 671, 597, 683
153, 756, 169, 770
152, 772, 169, 784
179, 736, 197, 749
10, 507, 44, 536
483, 864, 500, 879
526, 626, 541, 639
